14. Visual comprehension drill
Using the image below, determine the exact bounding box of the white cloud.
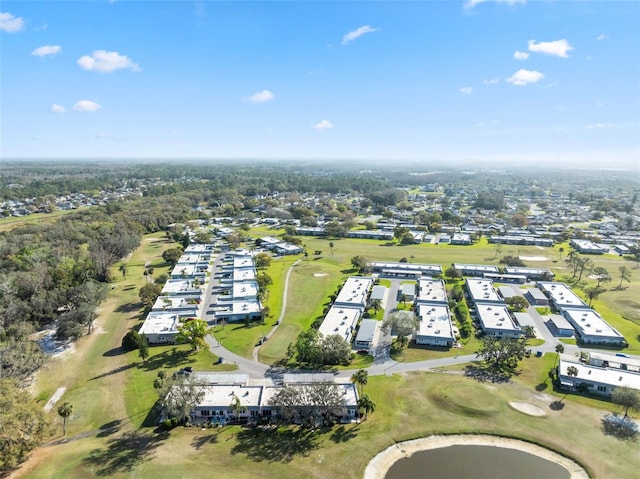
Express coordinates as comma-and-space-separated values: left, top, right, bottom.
245, 90, 274, 103
50, 104, 66, 114
73, 100, 102, 112
483, 77, 500, 85
313, 119, 334, 130
513, 50, 529, 60
587, 123, 612, 129
77, 50, 140, 73
506, 69, 544, 86
0, 12, 25, 32
342, 25, 377, 45
465, 0, 526, 10
596, 33, 608, 41
528, 39, 573, 58
459, 87, 473, 95
31, 45, 61, 57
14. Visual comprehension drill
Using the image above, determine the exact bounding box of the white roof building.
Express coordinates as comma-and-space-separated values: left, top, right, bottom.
476, 304, 522, 338
537, 282, 588, 311
139, 312, 182, 344
161, 279, 202, 296
415, 304, 455, 347
334, 276, 373, 310
466, 278, 503, 305
562, 307, 626, 345
318, 306, 361, 342
415, 278, 448, 304
558, 355, 640, 396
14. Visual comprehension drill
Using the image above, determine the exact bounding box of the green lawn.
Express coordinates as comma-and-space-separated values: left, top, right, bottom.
23, 371, 640, 479
17, 231, 640, 479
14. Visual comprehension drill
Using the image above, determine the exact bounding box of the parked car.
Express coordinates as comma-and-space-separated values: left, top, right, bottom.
215, 357, 224, 364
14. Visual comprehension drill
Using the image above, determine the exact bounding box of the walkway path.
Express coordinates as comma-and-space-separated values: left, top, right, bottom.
251, 259, 301, 362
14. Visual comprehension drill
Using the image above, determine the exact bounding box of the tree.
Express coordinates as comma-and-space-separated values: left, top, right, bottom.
505, 295, 529, 312
522, 325, 536, 339
162, 247, 183, 266
566, 365, 579, 378
269, 383, 346, 427
121, 330, 141, 351
499, 255, 526, 267
158, 375, 206, 422
329, 241, 334, 255
611, 387, 640, 419
555, 343, 565, 366
444, 265, 462, 280
256, 271, 273, 294
0, 379, 51, 472
175, 319, 211, 351
351, 369, 368, 396
138, 334, 150, 362
558, 246, 564, 261
255, 252, 272, 269
118, 263, 128, 280
229, 393, 244, 419
139, 283, 162, 308
617, 266, 632, 289
576, 257, 594, 282
57, 401, 73, 436
350, 255, 370, 273
476, 336, 528, 373
357, 394, 376, 420
584, 286, 606, 307
382, 311, 418, 345
371, 298, 382, 313
592, 266, 611, 288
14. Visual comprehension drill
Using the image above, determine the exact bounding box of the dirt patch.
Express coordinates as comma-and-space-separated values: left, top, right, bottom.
364, 434, 588, 479
313, 273, 328, 277
44, 387, 67, 412
509, 401, 546, 417
519, 255, 548, 261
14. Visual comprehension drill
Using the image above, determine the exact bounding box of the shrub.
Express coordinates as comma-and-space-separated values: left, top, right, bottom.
121, 330, 141, 351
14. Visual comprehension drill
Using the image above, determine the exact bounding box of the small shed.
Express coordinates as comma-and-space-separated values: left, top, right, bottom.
548, 314, 575, 337
525, 288, 549, 306
400, 283, 416, 301
370, 285, 387, 302
354, 319, 379, 350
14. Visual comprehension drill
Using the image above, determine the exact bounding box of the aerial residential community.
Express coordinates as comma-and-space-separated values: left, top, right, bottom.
2, 0, 639, 478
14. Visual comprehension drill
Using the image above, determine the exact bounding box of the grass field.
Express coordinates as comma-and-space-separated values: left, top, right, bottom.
14, 229, 640, 479
21, 371, 640, 479
0, 208, 87, 232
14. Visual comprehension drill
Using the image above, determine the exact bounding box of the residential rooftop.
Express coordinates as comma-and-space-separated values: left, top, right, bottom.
334, 276, 373, 309
466, 278, 503, 304
416, 278, 448, 304
537, 282, 588, 310
318, 306, 361, 342
416, 304, 455, 341
476, 304, 521, 335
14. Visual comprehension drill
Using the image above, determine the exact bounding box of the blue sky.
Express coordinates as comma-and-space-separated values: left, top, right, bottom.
1, 0, 639, 168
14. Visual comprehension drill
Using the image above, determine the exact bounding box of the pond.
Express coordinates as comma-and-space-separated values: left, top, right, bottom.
385, 444, 571, 479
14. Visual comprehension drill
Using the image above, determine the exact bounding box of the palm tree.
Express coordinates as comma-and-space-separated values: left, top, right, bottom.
329, 241, 334, 255
555, 343, 565, 366
357, 394, 376, 420
567, 365, 579, 378
351, 369, 368, 396
118, 263, 128, 280
57, 402, 73, 436
371, 299, 382, 313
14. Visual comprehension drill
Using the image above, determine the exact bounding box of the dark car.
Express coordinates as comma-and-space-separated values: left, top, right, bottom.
215, 357, 224, 364
182, 366, 193, 373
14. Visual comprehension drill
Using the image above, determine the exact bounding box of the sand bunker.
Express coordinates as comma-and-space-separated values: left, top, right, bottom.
509, 401, 546, 417
519, 256, 548, 261
364, 434, 588, 479
313, 273, 328, 277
